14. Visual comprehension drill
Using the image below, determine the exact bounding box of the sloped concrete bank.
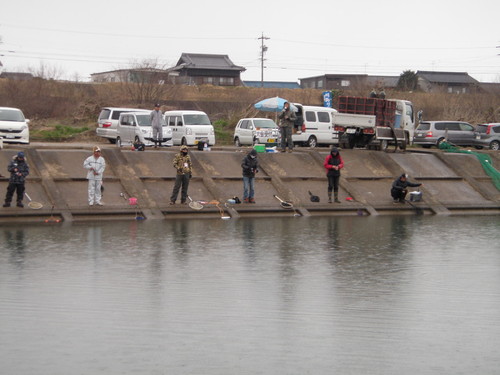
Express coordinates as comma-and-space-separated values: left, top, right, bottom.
0, 145, 498, 223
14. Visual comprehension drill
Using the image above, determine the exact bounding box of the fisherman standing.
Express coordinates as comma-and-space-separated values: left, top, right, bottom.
150, 103, 164, 148
241, 149, 259, 203
83, 146, 106, 206
170, 145, 192, 205
323, 146, 344, 203
3, 151, 29, 208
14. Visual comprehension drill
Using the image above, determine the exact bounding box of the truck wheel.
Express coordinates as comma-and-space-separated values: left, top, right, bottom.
490, 140, 500, 150
380, 139, 389, 151
108, 138, 117, 144
234, 137, 241, 147
307, 136, 317, 148
436, 137, 445, 147
181, 137, 188, 146
399, 139, 407, 151
116, 137, 122, 147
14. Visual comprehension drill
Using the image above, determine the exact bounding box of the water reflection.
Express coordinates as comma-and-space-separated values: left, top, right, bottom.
0, 216, 499, 375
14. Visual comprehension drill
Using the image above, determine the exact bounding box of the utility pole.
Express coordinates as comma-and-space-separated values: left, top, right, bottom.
258, 33, 270, 88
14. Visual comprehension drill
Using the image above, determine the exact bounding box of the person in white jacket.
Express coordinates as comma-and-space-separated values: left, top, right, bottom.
83, 146, 106, 206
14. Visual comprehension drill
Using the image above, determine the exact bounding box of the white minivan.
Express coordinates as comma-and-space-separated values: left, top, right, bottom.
292, 105, 338, 148
97, 107, 150, 143
116, 112, 172, 147
163, 110, 215, 146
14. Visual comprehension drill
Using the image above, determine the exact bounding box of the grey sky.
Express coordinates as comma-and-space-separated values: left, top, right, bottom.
1, 0, 499, 82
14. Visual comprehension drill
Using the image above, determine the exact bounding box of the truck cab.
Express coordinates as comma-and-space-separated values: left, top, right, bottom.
391, 99, 415, 144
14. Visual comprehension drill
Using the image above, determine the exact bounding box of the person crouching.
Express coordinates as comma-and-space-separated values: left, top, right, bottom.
391, 173, 422, 203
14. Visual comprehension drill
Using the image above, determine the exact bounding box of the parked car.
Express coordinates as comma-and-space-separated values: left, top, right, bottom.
116, 112, 172, 147
472, 123, 500, 150
163, 110, 215, 146
0, 107, 30, 144
292, 105, 338, 148
413, 121, 477, 148
234, 118, 279, 147
96, 107, 150, 144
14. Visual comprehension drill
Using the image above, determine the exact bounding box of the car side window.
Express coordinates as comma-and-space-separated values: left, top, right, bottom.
177, 117, 183, 126
317, 112, 330, 123
112, 111, 122, 120
459, 123, 473, 131
167, 116, 175, 126
493, 126, 500, 134
444, 122, 460, 131
435, 123, 445, 131
305, 111, 316, 122
240, 120, 248, 130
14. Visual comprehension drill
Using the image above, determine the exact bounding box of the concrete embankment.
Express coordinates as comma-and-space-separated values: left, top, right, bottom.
0, 144, 498, 223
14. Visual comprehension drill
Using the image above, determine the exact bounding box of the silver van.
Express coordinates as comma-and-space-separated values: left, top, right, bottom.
413, 121, 477, 148
116, 112, 172, 147
96, 107, 150, 143
292, 105, 338, 148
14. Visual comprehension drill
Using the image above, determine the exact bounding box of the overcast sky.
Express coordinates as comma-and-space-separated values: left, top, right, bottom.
1, 0, 499, 83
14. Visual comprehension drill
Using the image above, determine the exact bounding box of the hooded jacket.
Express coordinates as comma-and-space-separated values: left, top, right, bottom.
323, 149, 344, 177
7, 155, 30, 184
242, 150, 259, 177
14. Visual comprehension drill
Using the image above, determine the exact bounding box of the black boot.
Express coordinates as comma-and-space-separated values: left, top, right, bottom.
17, 201, 24, 208
328, 192, 332, 203
334, 192, 340, 203
3, 201, 10, 207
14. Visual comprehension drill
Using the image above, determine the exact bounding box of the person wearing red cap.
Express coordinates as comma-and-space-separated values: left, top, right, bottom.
3, 151, 30, 208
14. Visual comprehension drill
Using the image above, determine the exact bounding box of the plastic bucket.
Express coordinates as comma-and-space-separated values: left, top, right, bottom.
253, 144, 266, 153
129, 197, 138, 205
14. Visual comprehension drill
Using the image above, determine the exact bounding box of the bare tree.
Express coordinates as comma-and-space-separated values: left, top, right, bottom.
120, 59, 174, 105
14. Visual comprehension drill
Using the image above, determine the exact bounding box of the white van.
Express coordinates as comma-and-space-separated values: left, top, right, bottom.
96, 107, 150, 143
116, 112, 172, 147
292, 105, 339, 148
163, 110, 215, 146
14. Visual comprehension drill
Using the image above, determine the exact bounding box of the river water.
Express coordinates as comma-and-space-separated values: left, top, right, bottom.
0, 215, 499, 375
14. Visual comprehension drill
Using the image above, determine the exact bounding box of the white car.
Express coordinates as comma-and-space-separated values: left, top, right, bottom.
116, 112, 172, 147
0, 107, 30, 144
234, 118, 279, 146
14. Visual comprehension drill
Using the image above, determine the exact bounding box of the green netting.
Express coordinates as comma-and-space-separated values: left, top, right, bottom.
439, 141, 500, 191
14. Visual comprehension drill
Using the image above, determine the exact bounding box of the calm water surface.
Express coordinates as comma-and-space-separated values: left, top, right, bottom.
1, 216, 499, 375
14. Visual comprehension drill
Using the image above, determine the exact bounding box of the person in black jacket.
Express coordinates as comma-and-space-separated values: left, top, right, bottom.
391, 173, 422, 203
241, 149, 259, 203
3, 151, 30, 208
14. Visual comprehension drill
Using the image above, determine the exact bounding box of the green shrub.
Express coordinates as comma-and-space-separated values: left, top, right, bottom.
31, 124, 89, 141
213, 119, 233, 145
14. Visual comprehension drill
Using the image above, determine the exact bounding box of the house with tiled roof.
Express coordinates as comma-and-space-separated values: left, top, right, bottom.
416, 71, 479, 94
167, 53, 246, 86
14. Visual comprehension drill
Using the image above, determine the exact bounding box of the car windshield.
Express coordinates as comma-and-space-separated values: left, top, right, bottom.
184, 114, 211, 125
136, 115, 152, 126
0, 109, 25, 122
253, 119, 277, 128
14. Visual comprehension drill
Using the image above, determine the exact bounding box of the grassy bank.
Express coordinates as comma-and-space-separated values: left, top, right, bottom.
1, 79, 499, 145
